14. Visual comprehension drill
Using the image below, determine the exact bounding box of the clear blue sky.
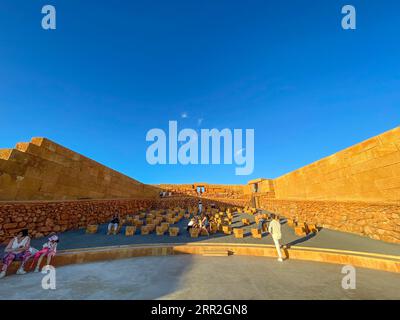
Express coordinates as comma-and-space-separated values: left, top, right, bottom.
0, 0, 399, 184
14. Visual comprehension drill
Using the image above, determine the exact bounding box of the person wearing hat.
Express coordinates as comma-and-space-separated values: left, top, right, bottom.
30, 233, 59, 273
0, 229, 32, 278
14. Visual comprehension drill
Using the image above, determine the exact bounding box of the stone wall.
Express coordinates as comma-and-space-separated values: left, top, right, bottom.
272, 127, 400, 202
259, 198, 400, 244
0, 137, 159, 201
156, 183, 249, 200
0, 196, 244, 243
0, 198, 155, 243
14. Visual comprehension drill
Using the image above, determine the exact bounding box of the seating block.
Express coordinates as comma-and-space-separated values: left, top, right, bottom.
161, 222, 170, 231
141, 226, 150, 235
190, 228, 200, 238
86, 224, 98, 234
242, 218, 250, 226
233, 228, 244, 238
156, 226, 165, 236
306, 224, 318, 234
251, 228, 262, 239
125, 226, 136, 236
169, 227, 179, 237
295, 226, 307, 236
222, 225, 232, 235
134, 219, 144, 227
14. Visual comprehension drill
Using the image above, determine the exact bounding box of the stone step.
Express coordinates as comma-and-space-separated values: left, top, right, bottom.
0, 148, 13, 160
202, 249, 229, 257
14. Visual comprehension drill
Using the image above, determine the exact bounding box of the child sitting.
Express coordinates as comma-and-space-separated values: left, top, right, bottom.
30, 234, 59, 272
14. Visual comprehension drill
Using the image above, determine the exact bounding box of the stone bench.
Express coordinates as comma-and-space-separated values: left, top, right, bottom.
242, 218, 250, 226
134, 219, 144, 227
233, 228, 244, 238
156, 226, 165, 236
86, 224, 98, 234
147, 224, 155, 232
169, 227, 179, 237
222, 225, 232, 235
125, 226, 136, 236
161, 222, 170, 231
189, 228, 200, 238
251, 228, 262, 239
295, 226, 307, 236
141, 226, 150, 235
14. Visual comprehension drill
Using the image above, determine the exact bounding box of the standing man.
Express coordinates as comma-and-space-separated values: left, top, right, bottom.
198, 200, 203, 214
268, 214, 283, 262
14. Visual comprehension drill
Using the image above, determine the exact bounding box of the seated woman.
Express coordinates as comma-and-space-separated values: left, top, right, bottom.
107, 214, 120, 235
0, 229, 32, 279
30, 234, 59, 273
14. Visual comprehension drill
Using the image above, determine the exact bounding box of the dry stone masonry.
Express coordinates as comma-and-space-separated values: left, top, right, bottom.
0, 127, 399, 243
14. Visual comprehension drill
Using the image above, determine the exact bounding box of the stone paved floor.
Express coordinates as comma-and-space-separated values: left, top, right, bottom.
0, 255, 399, 300
14, 212, 400, 256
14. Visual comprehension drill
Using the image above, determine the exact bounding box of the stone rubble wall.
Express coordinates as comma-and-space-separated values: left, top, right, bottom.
0, 196, 244, 243
259, 198, 400, 244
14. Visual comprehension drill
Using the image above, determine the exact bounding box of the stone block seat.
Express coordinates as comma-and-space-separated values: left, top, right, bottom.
141, 226, 150, 235
86, 224, 98, 234
222, 225, 232, 235
156, 226, 165, 236
233, 228, 244, 238
251, 228, 262, 239
125, 226, 136, 236
295, 226, 307, 237
189, 228, 200, 238
161, 222, 169, 232
305, 224, 318, 234
169, 227, 179, 237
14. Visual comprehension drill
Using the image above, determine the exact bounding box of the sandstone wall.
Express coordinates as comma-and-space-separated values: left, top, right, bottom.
0, 198, 154, 243
0, 137, 159, 201
0, 196, 243, 243
259, 198, 400, 244
156, 183, 248, 200
272, 127, 400, 202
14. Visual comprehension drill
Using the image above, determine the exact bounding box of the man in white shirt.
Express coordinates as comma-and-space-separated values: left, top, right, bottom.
198, 200, 202, 214
268, 214, 283, 262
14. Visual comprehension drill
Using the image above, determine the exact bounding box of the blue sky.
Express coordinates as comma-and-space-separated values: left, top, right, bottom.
0, 0, 399, 184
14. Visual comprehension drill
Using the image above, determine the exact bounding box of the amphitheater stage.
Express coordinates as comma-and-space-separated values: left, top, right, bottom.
1, 255, 400, 300
18, 212, 400, 257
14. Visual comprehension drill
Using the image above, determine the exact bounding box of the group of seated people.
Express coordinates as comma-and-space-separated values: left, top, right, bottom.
0, 229, 59, 279
186, 214, 211, 236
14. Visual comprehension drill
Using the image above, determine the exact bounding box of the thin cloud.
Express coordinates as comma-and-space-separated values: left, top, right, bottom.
181, 112, 188, 119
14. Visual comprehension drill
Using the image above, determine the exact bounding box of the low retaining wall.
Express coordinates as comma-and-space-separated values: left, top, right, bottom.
259, 198, 400, 244
4, 243, 400, 275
